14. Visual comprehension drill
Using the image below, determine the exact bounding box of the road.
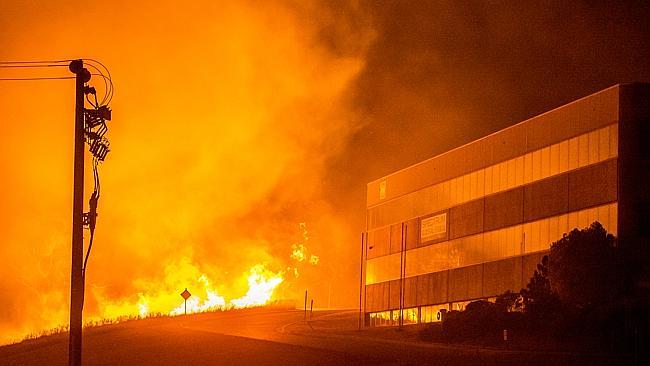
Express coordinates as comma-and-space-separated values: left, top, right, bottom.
0, 308, 628, 365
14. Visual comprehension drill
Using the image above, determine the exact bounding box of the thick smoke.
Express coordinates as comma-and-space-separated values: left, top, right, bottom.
0, 0, 372, 343
327, 0, 650, 220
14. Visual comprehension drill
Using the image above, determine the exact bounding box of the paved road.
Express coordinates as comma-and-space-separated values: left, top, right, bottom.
0, 309, 628, 365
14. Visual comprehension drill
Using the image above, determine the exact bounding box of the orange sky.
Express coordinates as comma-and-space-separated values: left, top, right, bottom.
0, 1, 371, 344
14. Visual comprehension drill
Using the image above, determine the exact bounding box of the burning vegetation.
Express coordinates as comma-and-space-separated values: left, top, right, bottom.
0, 1, 370, 344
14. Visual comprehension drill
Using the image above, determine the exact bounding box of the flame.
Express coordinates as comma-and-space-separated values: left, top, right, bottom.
0, 0, 369, 343
170, 275, 226, 315
290, 244, 307, 262
230, 265, 284, 308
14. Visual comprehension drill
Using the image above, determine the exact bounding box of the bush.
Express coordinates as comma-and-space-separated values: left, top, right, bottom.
441, 300, 523, 341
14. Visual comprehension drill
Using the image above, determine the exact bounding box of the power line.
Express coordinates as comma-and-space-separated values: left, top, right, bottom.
0, 64, 69, 68
0, 59, 72, 64
0, 60, 114, 105
0, 76, 76, 81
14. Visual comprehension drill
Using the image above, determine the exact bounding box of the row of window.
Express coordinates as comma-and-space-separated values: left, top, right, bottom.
368, 124, 618, 230
365, 202, 617, 285
368, 299, 496, 327
367, 157, 617, 259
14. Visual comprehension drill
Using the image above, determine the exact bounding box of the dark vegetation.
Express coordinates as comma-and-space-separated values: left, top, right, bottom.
421, 222, 647, 356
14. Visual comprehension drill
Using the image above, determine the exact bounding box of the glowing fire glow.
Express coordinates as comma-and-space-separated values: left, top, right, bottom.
290, 244, 307, 262
230, 265, 284, 308
170, 275, 226, 315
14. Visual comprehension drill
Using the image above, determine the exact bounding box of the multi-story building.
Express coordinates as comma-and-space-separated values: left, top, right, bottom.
362, 83, 649, 326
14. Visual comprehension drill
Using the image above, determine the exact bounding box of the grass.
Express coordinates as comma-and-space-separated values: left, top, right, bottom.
12, 301, 297, 345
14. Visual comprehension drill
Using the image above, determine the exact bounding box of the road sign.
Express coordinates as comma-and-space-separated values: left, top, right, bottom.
181, 288, 191, 315
181, 288, 191, 300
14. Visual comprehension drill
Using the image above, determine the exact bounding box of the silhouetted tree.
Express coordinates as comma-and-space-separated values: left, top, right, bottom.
548, 222, 627, 308
519, 255, 563, 322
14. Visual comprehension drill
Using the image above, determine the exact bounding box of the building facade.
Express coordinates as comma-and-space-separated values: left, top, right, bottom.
362, 83, 650, 326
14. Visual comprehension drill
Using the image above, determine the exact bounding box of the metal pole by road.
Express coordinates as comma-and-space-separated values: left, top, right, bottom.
310, 299, 314, 320
304, 290, 308, 321
358, 232, 365, 330
68, 59, 89, 366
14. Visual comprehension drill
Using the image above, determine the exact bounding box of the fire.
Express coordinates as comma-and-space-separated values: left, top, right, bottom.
290, 244, 307, 262
230, 265, 284, 308
0, 0, 367, 344
170, 275, 226, 315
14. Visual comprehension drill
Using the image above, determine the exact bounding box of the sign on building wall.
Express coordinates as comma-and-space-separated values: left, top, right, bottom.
420, 213, 447, 242
379, 180, 387, 200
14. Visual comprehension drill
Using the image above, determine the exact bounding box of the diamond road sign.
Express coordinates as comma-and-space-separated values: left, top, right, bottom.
181, 288, 191, 300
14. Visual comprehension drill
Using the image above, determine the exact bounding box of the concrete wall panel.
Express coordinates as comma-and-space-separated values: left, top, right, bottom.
389, 279, 401, 310
448, 264, 483, 302
415, 270, 448, 306
367, 226, 390, 259
484, 188, 524, 231
482, 257, 523, 297
390, 224, 403, 254
522, 252, 548, 286
449, 199, 484, 239
524, 174, 569, 222
403, 276, 418, 308
568, 159, 617, 211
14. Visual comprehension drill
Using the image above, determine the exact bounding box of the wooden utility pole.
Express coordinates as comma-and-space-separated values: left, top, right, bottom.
68, 59, 89, 366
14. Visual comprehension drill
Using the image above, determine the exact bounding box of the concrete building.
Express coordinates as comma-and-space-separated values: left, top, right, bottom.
362, 83, 650, 326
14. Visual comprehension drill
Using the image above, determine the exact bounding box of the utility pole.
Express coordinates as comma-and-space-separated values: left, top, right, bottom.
68, 59, 89, 366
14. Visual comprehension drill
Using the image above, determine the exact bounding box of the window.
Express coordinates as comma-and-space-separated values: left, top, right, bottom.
403, 308, 419, 324
515, 156, 525, 186
549, 216, 559, 244
485, 166, 493, 195
379, 180, 387, 200
567, 211, 578, 232
589, 130, 599, 165
597, 204, 610, 231
470, 171, 478, 200
499, 161, 508, 191
550, 143, 560, 176
559, 140, 569, 173
530, 221, 540, 252
524, 153, 533, 184
477, 169, 485, 198
610, 203, 618, 235
420, 304, 449, 323
599, 127, 610, 161
532, 150, 541, 181
450, 178, 458, 206
540, 218, 550, 249
541, 146, 551, 179
609, 124, 618, 158
558, 214, 568, 238
507, 158, 516, 189
442, 181, 451, 208
578, 133, 589, 167
569, 136, 579, 170
578, 209, 590, 229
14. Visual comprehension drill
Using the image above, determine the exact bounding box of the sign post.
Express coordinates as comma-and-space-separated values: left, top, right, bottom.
181, 288, 191, 315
